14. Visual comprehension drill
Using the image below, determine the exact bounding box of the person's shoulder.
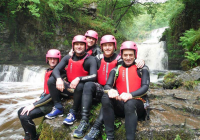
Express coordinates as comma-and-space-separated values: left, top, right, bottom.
139, 65, 149, 73
63, 54, 71, 59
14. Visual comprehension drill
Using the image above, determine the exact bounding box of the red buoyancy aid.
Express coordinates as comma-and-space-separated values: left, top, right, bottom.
87, 49, 93, 55
97, 59, 117, 86
44, 70, 53, 94
66, 57, 89, 82
116, 65, 141, 95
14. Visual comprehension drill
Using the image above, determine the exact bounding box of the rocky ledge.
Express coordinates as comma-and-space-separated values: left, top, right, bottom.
38, 67, 200, 140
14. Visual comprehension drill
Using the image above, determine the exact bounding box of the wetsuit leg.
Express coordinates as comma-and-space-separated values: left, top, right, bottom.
81, 82, 96, 122
18, 107, 44, 139
124, 99, 145, 140
71, 82, 84, 115
47, 76, 63, 110
101, 93, 115, 140
48, 76, 71, 110
93, 107, 103, 129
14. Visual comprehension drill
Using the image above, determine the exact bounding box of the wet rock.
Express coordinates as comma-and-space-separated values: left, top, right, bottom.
177, 66, 200, 82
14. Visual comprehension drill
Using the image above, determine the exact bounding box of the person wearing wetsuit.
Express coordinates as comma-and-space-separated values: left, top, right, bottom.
102, 41, 150, 140
69, 30, 102, 59
72, 35, 145, 139
45, 35, 97, 120
18, 49, 63, 140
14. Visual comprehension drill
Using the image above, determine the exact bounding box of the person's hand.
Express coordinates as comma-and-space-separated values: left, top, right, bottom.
69, 49, 74, 57
56, 78, 65, 92
70, 77, 80, 89
120, 92, 132, 102
20, 104, 35, 116
135, 59, 144, 68
115, 96, 122, 101
108, 89, 119, 98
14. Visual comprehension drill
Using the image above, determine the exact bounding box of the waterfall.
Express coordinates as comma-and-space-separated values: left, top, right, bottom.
0, 65, 47, 83
137, 27, 168, 70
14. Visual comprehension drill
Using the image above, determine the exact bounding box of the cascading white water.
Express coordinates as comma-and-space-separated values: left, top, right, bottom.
137, 27, 168, 82
0, 65, 47, 140
0, 65, 46, 82
137, 27, 168, 70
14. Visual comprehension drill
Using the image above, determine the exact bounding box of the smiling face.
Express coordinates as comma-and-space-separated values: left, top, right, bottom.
73, 42, 86, 56
102, 42, 115, 58
47, 57, 59, 69
86, 37, 96, 48
122, 49, 135, 66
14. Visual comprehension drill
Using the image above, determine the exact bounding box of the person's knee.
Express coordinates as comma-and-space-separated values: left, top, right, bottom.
101, 93, 110, 107
83, 82, 95, 95
18, 107, 23, 118
47, 76, 56, 86
19, 113, 29, 122
75, 83, 84, 92
124, 100, 137, 113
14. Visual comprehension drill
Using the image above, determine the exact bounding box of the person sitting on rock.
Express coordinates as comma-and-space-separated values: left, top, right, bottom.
69, 30, 102, 59
70, 35, 145, 139
45, 35, 97, 120
18, 49, 64, 140
102, 41, 150, 140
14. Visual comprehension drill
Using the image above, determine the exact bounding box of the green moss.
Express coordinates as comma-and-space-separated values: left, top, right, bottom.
39, 122, 71, 140
163, 72, 183, 89
183, 80, 197, 90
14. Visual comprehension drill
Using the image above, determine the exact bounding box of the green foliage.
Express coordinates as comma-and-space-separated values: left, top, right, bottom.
114, 119, 122, 129
174, 134, 181, 140
185, 52, 200, 67
179, 28, 200, 67
179, 29, 200, 51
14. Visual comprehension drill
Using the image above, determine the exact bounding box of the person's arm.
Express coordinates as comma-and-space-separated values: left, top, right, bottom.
104, 67, 120, 99
33, 94, 52, 108
79, 56, 97, 82
130, 65, 150, 97
20, 93, 51, 115
104, 67, 117, 90
52, 55, 70, 79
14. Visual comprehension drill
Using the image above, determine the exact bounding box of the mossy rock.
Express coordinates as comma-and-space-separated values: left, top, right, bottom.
181, 59, 191, 71
163, 72, 183, 89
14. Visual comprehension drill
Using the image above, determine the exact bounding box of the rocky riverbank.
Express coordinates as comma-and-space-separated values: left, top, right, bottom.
38, 67, 200, 140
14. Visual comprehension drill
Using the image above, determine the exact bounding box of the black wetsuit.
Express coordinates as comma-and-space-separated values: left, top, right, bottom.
81, 53, 121, 126
86, 44, 102, 58
18, 68, 65, 140
102, 62, 150, 140
48, 52, 97, 114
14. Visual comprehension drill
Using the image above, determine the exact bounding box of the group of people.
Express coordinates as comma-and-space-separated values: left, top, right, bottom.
18, 30, 150, 140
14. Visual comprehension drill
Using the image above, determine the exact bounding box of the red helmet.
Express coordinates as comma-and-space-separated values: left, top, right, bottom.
85, 30, 98, 41
100, 35, 117, 50
46, 49, 61, 63
120, 41, 138, 58
72, 35, 87, 50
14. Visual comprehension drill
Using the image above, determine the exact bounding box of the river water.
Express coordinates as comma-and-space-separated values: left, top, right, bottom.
0, 65, 46, 140
0, 27, 168, 140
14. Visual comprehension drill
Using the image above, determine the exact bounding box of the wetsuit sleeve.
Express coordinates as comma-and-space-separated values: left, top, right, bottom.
52, 55, 70, 79
33, 94, 52, 108
79, 56, 97, 82
104, 67, 117, 90
130, 65, 150, 97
